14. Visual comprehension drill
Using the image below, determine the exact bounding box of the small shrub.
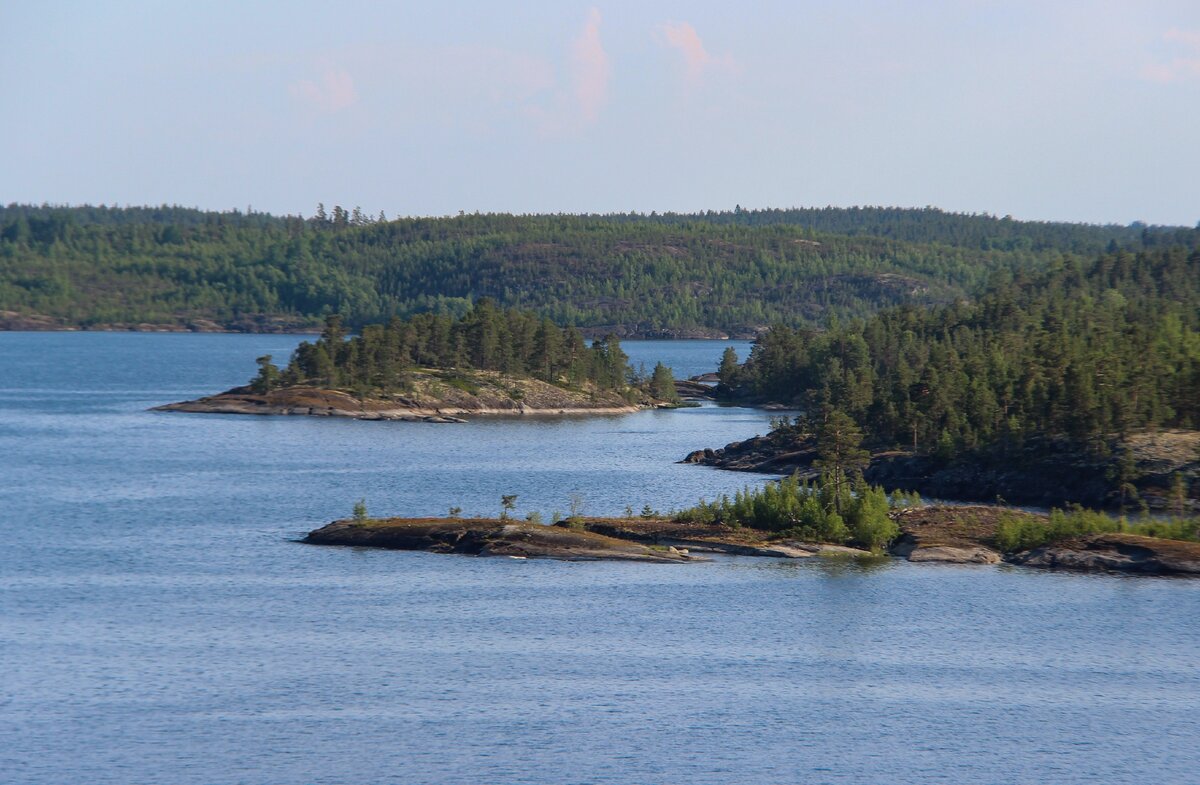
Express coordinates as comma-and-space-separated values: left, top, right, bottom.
994, 505, 1200, 552
674, 472, 911, 548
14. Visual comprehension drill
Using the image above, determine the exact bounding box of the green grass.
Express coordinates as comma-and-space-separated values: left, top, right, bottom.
995, 506, 1200, 552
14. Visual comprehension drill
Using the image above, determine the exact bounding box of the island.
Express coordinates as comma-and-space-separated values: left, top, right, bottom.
155, 372, 653, 420
303, 510, 1200, 574
155, 301, 688, 420
681, 241, 1199, 514
303, 517, 708, 562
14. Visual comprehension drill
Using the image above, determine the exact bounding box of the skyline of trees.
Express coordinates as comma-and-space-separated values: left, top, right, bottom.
722, 243, 1200, 459
4, 203, 1195, 334
256, 300, 644, 397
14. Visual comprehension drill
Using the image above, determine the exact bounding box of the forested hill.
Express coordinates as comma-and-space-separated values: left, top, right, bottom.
724, 243, 1200, 451
1, 203, 1194, 334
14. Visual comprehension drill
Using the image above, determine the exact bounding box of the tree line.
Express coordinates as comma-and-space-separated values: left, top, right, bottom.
252, 299, 677, 400
720, 243, 1200, 459
3, 203, 1193, 333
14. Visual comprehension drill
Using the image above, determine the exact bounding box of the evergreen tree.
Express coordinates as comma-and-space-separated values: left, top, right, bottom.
649, 362, 679, 402
814, 410, 870, 514
250, 354, 281, 393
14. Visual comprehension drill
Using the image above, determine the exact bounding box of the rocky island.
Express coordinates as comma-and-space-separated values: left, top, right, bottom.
155, 302, 688, 420
155, 369, 661, 421
303, 505, 1200, 575
303, 517, 708, 562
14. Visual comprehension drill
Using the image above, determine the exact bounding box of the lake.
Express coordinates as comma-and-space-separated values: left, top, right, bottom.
2, 333, 1198, 784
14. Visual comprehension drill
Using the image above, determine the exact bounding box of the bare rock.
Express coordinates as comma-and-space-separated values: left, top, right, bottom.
1009, 533, 1200, 575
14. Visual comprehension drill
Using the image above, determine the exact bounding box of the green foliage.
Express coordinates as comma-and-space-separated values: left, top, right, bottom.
845, 479, 898, 550
814, 410, 870, 514
500, 494, 518, 521
447, 506, 462, 518
649, 362, 679, 402
352, 498, 369, 523
717, 346, 740, 392
5, 203, 1191, 333
730, 245, 1200, 463
995, 506, 1200, 552
675, 472, 906, 550
272, 300, 637, 395
525, 511, 544, 524
250, 354, 281, 393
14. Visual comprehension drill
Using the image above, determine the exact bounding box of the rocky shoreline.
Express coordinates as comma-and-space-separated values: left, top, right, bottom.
153, 368, 685, 421
683, 429, 1200, 513
303, 509, 1200, 575
303, 518, 706, 562
0, 309, 757, 339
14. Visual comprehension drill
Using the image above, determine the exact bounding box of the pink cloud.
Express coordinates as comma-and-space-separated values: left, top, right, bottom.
524, 8, 611, 135
659, 21, 736, 85
571, 8, 611, 123
290, 68, 357, 112
1142, 28, 1200, 83
1164, 28, 1200, 48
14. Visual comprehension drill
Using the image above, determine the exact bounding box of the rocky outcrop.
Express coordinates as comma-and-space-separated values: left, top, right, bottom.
155, 386, 474, 421
154, 369, 675, 420
1009, 533, 1200, 575
0, 310, 72, 331
886, 505, 1020, 564
682, 433, 819, 475
888, 506, 1200, 574
555, 518, 874, 558
301, 510, 1200, 575
683, 430, 1200, 512
674, 379, 718, 400
890, 537, 1001, 564
303, 518, 706, 562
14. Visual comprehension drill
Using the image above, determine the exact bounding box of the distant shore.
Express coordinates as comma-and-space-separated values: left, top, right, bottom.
0, 311, 756, 340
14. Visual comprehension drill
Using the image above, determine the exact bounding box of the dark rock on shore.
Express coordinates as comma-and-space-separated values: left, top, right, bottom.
674, 379, 718, 400
1009, 533, 1200, 575
887, 506, 1200, 575
682, 433, 819, 475
886, 505, 1021, 564
301, 509, 1200, 575
303, 518, 707, 562
683, 429, 1199, 512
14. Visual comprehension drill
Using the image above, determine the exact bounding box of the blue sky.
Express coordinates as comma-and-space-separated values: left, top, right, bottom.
3, 1, 1199, 225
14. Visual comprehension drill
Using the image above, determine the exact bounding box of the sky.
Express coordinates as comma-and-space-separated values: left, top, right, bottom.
2, 1, 1199, 226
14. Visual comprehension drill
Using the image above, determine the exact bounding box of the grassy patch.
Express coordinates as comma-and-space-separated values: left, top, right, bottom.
995, 506, 1200, 552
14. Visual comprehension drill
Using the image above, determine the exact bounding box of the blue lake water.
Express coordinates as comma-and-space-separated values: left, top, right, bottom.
2, 333, 1198, 785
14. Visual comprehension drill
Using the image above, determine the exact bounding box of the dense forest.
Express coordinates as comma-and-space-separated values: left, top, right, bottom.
721, 243, 1200, 459
2, 203, 1194, 334
254, 299, 673, 401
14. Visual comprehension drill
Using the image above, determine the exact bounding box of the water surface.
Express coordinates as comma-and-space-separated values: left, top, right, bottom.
2, 333, 1197, 785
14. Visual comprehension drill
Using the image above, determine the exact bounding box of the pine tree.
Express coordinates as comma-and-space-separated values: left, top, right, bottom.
650, 362, 679, 402
814, 409, 870, 514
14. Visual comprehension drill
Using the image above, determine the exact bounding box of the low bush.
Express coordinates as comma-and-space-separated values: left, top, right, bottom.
995, 505, 1200, 552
